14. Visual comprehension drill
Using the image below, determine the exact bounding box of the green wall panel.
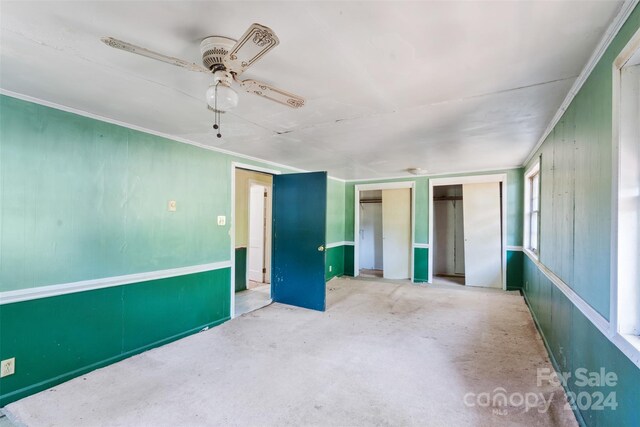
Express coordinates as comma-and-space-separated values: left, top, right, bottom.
0, 95, 233, 292
326, 179, 346, 244
523, 257, 640, 426
506, 250, 524, 290
234, 248, 247, 292
344, 188, 355, 245
325, 246, 345, 281
343, 245, 354, 276
413, 248, 429, 283
523, 5, 640, 320
0, 269, 230, 406
518, 7, 640, 426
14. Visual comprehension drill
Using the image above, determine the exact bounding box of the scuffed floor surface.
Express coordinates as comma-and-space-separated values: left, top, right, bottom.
6, 278, 577, 427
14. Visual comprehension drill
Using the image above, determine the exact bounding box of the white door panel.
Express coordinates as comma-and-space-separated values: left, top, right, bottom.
248, 184, 265, 282
382, 189, 411, 279
462, 182, 502, 288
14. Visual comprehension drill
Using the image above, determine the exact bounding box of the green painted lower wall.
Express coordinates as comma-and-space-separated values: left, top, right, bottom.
344, 245, 354, 276
325, 246, 345, 281
506, 250, 524, 290
414, 248, 429, 282
523, 257, 639, 426
234, 247, 247, 292
0, 268, 230, 406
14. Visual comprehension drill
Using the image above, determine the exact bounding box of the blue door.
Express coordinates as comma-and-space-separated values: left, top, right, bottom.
272, 172, 327, 311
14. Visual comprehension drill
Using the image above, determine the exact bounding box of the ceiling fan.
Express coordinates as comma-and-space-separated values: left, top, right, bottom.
101, 23, 305, 137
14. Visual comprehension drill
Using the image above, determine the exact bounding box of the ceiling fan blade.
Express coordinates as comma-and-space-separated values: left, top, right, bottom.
223, 23, 279, 75
101, 37, 210, 73
239, 79, 305, 108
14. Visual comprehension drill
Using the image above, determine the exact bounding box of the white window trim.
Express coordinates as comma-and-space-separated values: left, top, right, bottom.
611, 27, 640, 357
523, 161, 540, 260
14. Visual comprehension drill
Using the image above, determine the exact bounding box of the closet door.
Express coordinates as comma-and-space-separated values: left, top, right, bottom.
462, 182, 502, 288
382, 188, 411, 279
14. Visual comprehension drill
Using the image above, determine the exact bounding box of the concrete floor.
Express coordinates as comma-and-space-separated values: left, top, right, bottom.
6, 277, 577, 426
433, 275, 466, 286
359, 268, 383, 278
234, 284, 271, 317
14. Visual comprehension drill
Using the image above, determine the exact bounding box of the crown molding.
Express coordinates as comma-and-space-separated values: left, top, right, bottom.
522, 0, 640, 166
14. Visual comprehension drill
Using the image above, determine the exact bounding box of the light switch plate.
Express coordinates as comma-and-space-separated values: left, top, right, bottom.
168, 200, 177, 212
217, 215, 226, 226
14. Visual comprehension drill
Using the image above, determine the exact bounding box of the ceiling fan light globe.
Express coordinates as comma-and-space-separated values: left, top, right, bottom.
206, 84, 239, 112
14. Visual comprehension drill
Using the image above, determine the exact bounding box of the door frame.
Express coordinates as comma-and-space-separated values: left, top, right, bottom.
354, 181, 416, 282
428, 174, 507, 289
230, 162, 280, 318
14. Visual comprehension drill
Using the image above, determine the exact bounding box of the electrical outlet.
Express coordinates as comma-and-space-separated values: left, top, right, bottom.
1, 358, 15, 378
329, 265, 332, 272
217, 215, 226, 226
168, 200, 177, 212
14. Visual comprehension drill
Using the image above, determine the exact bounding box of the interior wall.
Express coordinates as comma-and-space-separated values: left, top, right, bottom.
326, 178, 347, 280
0, 94, 299, 406
343, 168, 523, 286
522, 5, 640, 426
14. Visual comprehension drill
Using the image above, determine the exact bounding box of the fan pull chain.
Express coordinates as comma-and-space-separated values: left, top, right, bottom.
212, 82, 222, 138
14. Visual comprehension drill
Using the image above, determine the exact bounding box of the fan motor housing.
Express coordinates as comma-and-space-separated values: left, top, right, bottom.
200, 36, 235, 70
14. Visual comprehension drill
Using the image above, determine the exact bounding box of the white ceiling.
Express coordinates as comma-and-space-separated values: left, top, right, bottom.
0, 1, 623, 179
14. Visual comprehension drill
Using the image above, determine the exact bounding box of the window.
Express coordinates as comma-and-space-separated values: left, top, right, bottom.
523, 161, 540, 258
615, 41, 640, 344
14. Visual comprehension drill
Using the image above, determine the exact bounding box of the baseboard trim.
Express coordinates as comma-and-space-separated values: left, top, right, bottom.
0, 261, 232, 305
0, 316, 230, 407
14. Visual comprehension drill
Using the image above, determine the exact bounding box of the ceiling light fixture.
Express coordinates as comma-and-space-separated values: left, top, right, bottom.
407, 167, 428, 175
206, 70, 239, 138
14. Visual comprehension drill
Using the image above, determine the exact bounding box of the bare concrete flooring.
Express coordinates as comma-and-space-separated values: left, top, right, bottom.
235, 284, 271, 317
6, 277, 577, 427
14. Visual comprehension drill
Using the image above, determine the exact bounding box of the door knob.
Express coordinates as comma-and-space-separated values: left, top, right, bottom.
318, 245, 325, 252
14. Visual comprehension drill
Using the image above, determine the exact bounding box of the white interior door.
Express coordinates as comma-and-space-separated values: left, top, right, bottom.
359, 202, 383, 270
264, 186, 272, 284
382, 188, 411, 279
248, 184, 266, 283
462, 182, 502, 288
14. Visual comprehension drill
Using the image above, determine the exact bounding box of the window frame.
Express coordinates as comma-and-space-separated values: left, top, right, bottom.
611, 29, 640, 353
523, 161, 541, 260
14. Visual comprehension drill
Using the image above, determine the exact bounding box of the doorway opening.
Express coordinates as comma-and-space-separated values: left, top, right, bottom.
428, 174, 507, 289
359, 190, 383, 278
233, 167, 274, 317
433, 185, 465, 286
355, 182, 415, 281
